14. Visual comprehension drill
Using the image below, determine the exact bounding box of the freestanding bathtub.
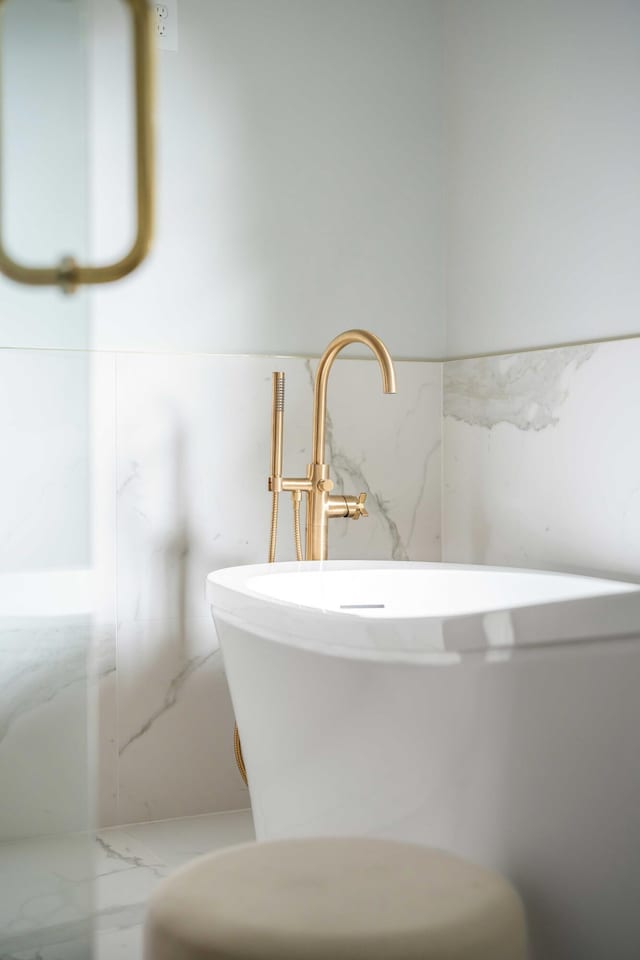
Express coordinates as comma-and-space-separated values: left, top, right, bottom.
207, 560, 640, 960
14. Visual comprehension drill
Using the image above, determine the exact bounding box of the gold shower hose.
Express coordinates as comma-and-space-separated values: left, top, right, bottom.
233, 488, 303, 785
234, 724, 247, 785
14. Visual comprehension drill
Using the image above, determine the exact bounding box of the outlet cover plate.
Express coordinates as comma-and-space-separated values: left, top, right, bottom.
155, 0, 178, 52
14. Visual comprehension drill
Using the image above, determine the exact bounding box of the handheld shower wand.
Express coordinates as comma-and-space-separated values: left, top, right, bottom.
271, 372, 285, 479
268, 372, 285, 562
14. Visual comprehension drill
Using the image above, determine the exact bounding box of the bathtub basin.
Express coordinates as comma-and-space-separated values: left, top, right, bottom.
207, 560, 640, 959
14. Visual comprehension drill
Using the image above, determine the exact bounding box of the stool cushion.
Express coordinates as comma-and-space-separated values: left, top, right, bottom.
145, 837, 527, 960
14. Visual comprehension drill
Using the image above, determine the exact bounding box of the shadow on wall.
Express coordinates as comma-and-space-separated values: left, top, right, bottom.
112, 412, 248, 827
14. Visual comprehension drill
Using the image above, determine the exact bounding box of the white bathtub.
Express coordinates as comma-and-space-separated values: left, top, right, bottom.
207, 560, 640, 959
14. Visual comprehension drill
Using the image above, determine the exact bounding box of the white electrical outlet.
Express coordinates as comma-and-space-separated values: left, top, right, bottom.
154, 0, 178, 52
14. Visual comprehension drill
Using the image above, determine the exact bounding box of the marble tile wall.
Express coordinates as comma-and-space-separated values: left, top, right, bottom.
443, 338, 640, 580
95, 351, 442, 826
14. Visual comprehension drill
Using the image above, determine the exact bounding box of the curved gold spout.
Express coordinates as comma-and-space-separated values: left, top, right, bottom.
269, 329, 397, 562
312, 329, 396, 465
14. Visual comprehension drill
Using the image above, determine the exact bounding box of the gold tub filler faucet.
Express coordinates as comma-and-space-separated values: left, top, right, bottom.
233, 330, 396, 783
268, 329, 397, 563
234, 329, 397, 783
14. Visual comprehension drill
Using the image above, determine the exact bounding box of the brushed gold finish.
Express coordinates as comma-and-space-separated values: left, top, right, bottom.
269, 372, 285, 490
281, 477, 314, 493
306, 330, 395, 560
0, 0, 155, 291
345, 492, 368, 519
311, 329, 396, 466
267, 373, 285, 563
292, 489, 304, 562
234, 724, 247, 786
267, 330, 396, 562
267, 490, 279, 566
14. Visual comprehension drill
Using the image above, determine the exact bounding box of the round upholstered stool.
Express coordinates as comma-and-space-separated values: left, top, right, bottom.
144, 837, 527, 960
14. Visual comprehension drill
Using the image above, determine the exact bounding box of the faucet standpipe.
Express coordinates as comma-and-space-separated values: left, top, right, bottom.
267, 329, 396, 562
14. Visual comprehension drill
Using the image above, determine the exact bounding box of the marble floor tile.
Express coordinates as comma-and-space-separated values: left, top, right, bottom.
93, 924, 144, 960
121, 809, 255, 870
2, 934, 92, 960
95, 830, 166, 878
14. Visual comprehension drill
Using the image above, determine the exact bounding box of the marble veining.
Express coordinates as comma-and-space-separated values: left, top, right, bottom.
118, 647, 219, 757
443, 337, 640, 578
0, 619, 92, 841
303, 359, 443, 561
94, 835, 165, 878
444, 345, 596, 430
303, 357, 441, 562
0, 624, 84, 746
324, 414, 408, 560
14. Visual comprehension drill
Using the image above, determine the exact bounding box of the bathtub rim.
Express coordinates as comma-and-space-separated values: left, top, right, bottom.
207, 561, 640, 665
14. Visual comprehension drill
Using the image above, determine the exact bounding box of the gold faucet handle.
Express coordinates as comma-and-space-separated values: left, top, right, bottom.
347, 492, 368, 520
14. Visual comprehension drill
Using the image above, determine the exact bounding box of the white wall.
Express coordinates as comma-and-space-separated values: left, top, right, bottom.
6, 2, 640, 360
89, 0, 446, 359
445, 0, 640, 357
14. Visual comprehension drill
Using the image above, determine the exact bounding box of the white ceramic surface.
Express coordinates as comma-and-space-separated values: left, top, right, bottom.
208, 560, 640, 960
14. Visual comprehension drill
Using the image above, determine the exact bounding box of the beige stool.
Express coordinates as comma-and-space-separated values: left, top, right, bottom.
144, 837, 527, 960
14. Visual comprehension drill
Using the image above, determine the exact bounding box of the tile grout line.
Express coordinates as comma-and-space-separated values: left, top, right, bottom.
1, 331, 638, 363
